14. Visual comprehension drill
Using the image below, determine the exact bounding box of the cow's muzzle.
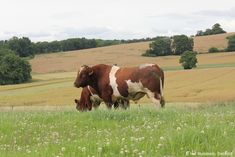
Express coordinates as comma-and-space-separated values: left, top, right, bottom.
74, 82, 80, 88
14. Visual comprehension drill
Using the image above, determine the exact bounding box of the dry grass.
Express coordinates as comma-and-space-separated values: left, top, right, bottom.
165, 67, 235, 102
30, 42, 235, 73
193, 32, 235, 53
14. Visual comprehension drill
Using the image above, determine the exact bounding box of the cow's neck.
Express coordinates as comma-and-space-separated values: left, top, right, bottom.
88, 65, 103, 96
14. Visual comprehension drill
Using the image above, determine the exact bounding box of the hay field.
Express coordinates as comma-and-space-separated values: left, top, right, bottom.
30, 43, 235, 74
193, 32, 235, 53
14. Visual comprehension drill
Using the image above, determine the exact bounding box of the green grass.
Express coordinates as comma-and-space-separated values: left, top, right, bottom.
0, 103, 235, 157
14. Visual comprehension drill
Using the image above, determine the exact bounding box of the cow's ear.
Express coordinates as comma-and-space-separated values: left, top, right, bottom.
75, 99, 79, 103
89, 70, 93, 76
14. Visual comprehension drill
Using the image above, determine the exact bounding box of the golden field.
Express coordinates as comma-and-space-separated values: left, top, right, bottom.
1, 33, 235, 107
193, 32, 235, 53
30, 41, 235, 74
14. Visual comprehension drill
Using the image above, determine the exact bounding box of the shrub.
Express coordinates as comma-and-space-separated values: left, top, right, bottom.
0, 51, 31, 85
179, 51, 198, 69
208, 47, 220, 53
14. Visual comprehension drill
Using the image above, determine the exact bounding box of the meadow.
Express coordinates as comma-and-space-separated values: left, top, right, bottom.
0, 103, 235, 157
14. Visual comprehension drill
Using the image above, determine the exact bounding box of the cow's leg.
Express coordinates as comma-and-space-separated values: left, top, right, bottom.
146, 90, 161, 109
101, 89, 114, 109
160, 96, 165, 108
123, 100, 130, 109
102, 96, 113, 109
113, 101, 119, 109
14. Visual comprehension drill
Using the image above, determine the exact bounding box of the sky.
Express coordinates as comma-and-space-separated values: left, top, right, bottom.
0, 0, 235, 42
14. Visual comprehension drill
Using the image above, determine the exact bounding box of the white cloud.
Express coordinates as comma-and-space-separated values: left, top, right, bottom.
0, 0, 235, 41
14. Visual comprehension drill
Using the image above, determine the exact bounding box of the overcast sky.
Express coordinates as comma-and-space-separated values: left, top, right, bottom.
1, 0, 235, 42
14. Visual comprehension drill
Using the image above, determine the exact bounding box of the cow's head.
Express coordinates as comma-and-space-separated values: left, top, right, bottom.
74, 99, 89, 112
74, 99, 81, 111
74, 65, 94, 88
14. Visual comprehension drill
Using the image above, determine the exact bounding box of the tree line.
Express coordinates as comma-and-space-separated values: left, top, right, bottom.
196, 23, 226, 36
0, 37, 160, 58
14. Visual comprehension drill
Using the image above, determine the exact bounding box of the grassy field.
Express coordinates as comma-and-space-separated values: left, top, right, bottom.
0, 103, 234, 157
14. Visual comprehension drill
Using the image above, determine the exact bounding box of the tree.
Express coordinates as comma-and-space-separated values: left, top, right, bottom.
195, 23, 226, 36
0, 48, 15, 57
226, 35, 235, 52
0, 50, 31, 85
172, 35, 194, 55
196, 30, 204, 36
179, 51, 198, 69
143, 37, 172, 56
211, 23, 226, 34
7, 37, 34, 57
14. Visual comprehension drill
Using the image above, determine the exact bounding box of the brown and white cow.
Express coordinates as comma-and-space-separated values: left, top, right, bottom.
75, 85, 130, 111
74, 64, 165, 108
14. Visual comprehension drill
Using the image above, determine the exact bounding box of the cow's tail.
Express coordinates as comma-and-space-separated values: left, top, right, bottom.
159, 70, 165, 108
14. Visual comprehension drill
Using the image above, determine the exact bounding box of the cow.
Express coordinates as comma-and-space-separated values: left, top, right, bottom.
75, 85, 130, 111
74, 64, 165, 109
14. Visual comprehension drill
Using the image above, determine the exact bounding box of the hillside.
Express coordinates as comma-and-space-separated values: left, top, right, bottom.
193, 32, 235, 53
30, 35, 235, 73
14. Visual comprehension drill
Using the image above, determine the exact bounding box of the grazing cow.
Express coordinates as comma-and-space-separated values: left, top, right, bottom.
74, 64, 165, 108
75, 85, 129, 111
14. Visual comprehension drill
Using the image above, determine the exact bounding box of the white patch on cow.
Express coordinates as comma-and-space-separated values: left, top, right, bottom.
126, 79, 161, 108
139, 64, 154, 69
109, 66, 121, 97
125, 80, 145, 101
126, 80, 144, 93
145, 88, 161, 109
79, 66, 85, 74
87, 86, 94, 95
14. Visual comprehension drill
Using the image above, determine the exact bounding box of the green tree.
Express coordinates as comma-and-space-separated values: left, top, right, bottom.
195, 23, 226, 36
211, 23, 226, 34
0, 48, 15, 57
0, 51, 31, 85
7, 37, 34, 57
226, 35, 235, 52
143, 37, 172, 56
172, 35, 194, 55
179, 51, 198, 69
196, 30, 204, 36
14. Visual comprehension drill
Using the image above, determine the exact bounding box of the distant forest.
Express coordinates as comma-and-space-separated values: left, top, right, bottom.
0, 36, 155, 57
